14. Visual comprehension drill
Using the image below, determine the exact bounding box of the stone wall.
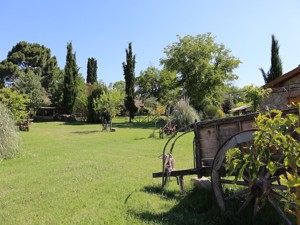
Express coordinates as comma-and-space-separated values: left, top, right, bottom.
261, 81, 300, 111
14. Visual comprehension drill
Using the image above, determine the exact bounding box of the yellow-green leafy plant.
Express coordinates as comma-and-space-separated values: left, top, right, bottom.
226, 105, 300, 224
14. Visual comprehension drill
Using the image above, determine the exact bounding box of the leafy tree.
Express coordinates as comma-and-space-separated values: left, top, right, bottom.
0, 60, 22, 87
62, 42, 79, 114
136, 67, 181, 110
136, 66, 160, 100
94, 86, 125, 131
143, 97, 166, 138
87, 57, 98, 84
123, 42, 137, 122
112, 80, 125, 93
0, 88, 30, 123
49, 69, 64, 108
0, 41, 60, 91
222, 96, 234, 114
87, 82, 106, 122
161, 33, 240, 110
158, 68, 182, 107
241, 84, 271, 112
0, 103, 21, 159
260, 34, 283, 84
203, 104, 225, 119
73, 75, 88, 120
12, 69, 46, 112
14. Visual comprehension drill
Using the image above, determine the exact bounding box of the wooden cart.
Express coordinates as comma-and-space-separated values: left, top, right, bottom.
153, 108, 298, 225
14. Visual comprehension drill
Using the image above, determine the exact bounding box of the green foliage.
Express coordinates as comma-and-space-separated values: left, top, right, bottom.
222, 96, 234, 114
143, 97, 166, 117
87, 82, 106, 122
93, 85, 125, 129
0, 60, 22, 87
73, 75, 88, 119
0, 103, 21, 159
203, 105, 225, 119
12, 69, 47, 111
136, 66, 160, 100
241, 84, 271, 111
62, 42, 79, 114
123, 42, 137, 122
161, 33, 240, 110
171, 97, 200, 128
136, 66, 181, 107
227, 109, 300, 179
260, 34, 283, 84
86, 57, 97, 84
49, 69, 64, 107
112, 80, 125, 92
0, 41, 59, 91
227, 106, 300, 218
0, 87, 30, 123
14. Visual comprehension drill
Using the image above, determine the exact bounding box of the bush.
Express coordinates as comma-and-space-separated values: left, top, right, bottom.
171, 97, 200, 128
203, 105, 225, 119
0, 103, 21, 159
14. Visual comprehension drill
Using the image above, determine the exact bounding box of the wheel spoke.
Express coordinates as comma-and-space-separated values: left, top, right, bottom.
271, 184, 288, 191
269, 176, 280, 183
270, 191, 296, 210
268, 196, 292, 225
258, 165, 266, 177
225, 187, 250, 201
236, 194, 254, 215
253, 197, 260, 217
220, 179, 248, 186
270, 190, 287, 200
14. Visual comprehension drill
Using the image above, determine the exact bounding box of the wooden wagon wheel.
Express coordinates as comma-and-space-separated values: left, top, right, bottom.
211, 129, 293, 225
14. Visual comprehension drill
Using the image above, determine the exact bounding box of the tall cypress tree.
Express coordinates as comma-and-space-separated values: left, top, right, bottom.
123, 42, 137, 123
260, 34, 283, 84
62, 42, 79, 114
87, 57, 97, 84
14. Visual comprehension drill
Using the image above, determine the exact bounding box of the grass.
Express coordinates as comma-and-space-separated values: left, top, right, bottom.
0, 117, 294, 224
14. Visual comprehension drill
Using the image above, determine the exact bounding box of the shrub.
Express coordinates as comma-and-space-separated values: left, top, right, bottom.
203, 105, 225, 119
171, 97, 200, 128
0, 103, 21, 159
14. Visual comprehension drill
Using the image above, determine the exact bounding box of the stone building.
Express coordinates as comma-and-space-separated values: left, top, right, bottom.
261, 66, 300, 110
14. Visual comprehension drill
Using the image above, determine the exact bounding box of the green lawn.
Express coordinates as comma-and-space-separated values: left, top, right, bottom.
0, 118, 293, 225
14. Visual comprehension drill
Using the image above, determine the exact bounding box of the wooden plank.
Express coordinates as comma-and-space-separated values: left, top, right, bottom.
241, 120, 255, 130
152, 167, 212, 178
199, 126, 218, 159
218, 122, 239, 145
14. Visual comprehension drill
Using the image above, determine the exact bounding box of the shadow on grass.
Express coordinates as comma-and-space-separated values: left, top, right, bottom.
113, 121, 164, 129
59, 118, 165, 129
61, 121, 88, 126
142, 185, 181, 201
71, 130, 100, 134
129, 185, 294, 225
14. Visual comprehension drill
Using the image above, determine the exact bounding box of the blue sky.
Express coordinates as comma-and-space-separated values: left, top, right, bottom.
1, 0, 300, 88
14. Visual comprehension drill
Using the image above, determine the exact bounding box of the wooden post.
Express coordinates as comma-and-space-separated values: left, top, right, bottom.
179, 175, 184, 191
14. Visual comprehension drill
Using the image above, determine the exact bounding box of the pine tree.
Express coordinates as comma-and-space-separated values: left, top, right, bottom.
123, 42, 137, 123
87, 57, 97, 84
62, 42, 79, 114
260, 34, 283, 84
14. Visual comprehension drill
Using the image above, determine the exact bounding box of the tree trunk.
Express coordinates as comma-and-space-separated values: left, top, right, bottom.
110, 119, 112, 132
